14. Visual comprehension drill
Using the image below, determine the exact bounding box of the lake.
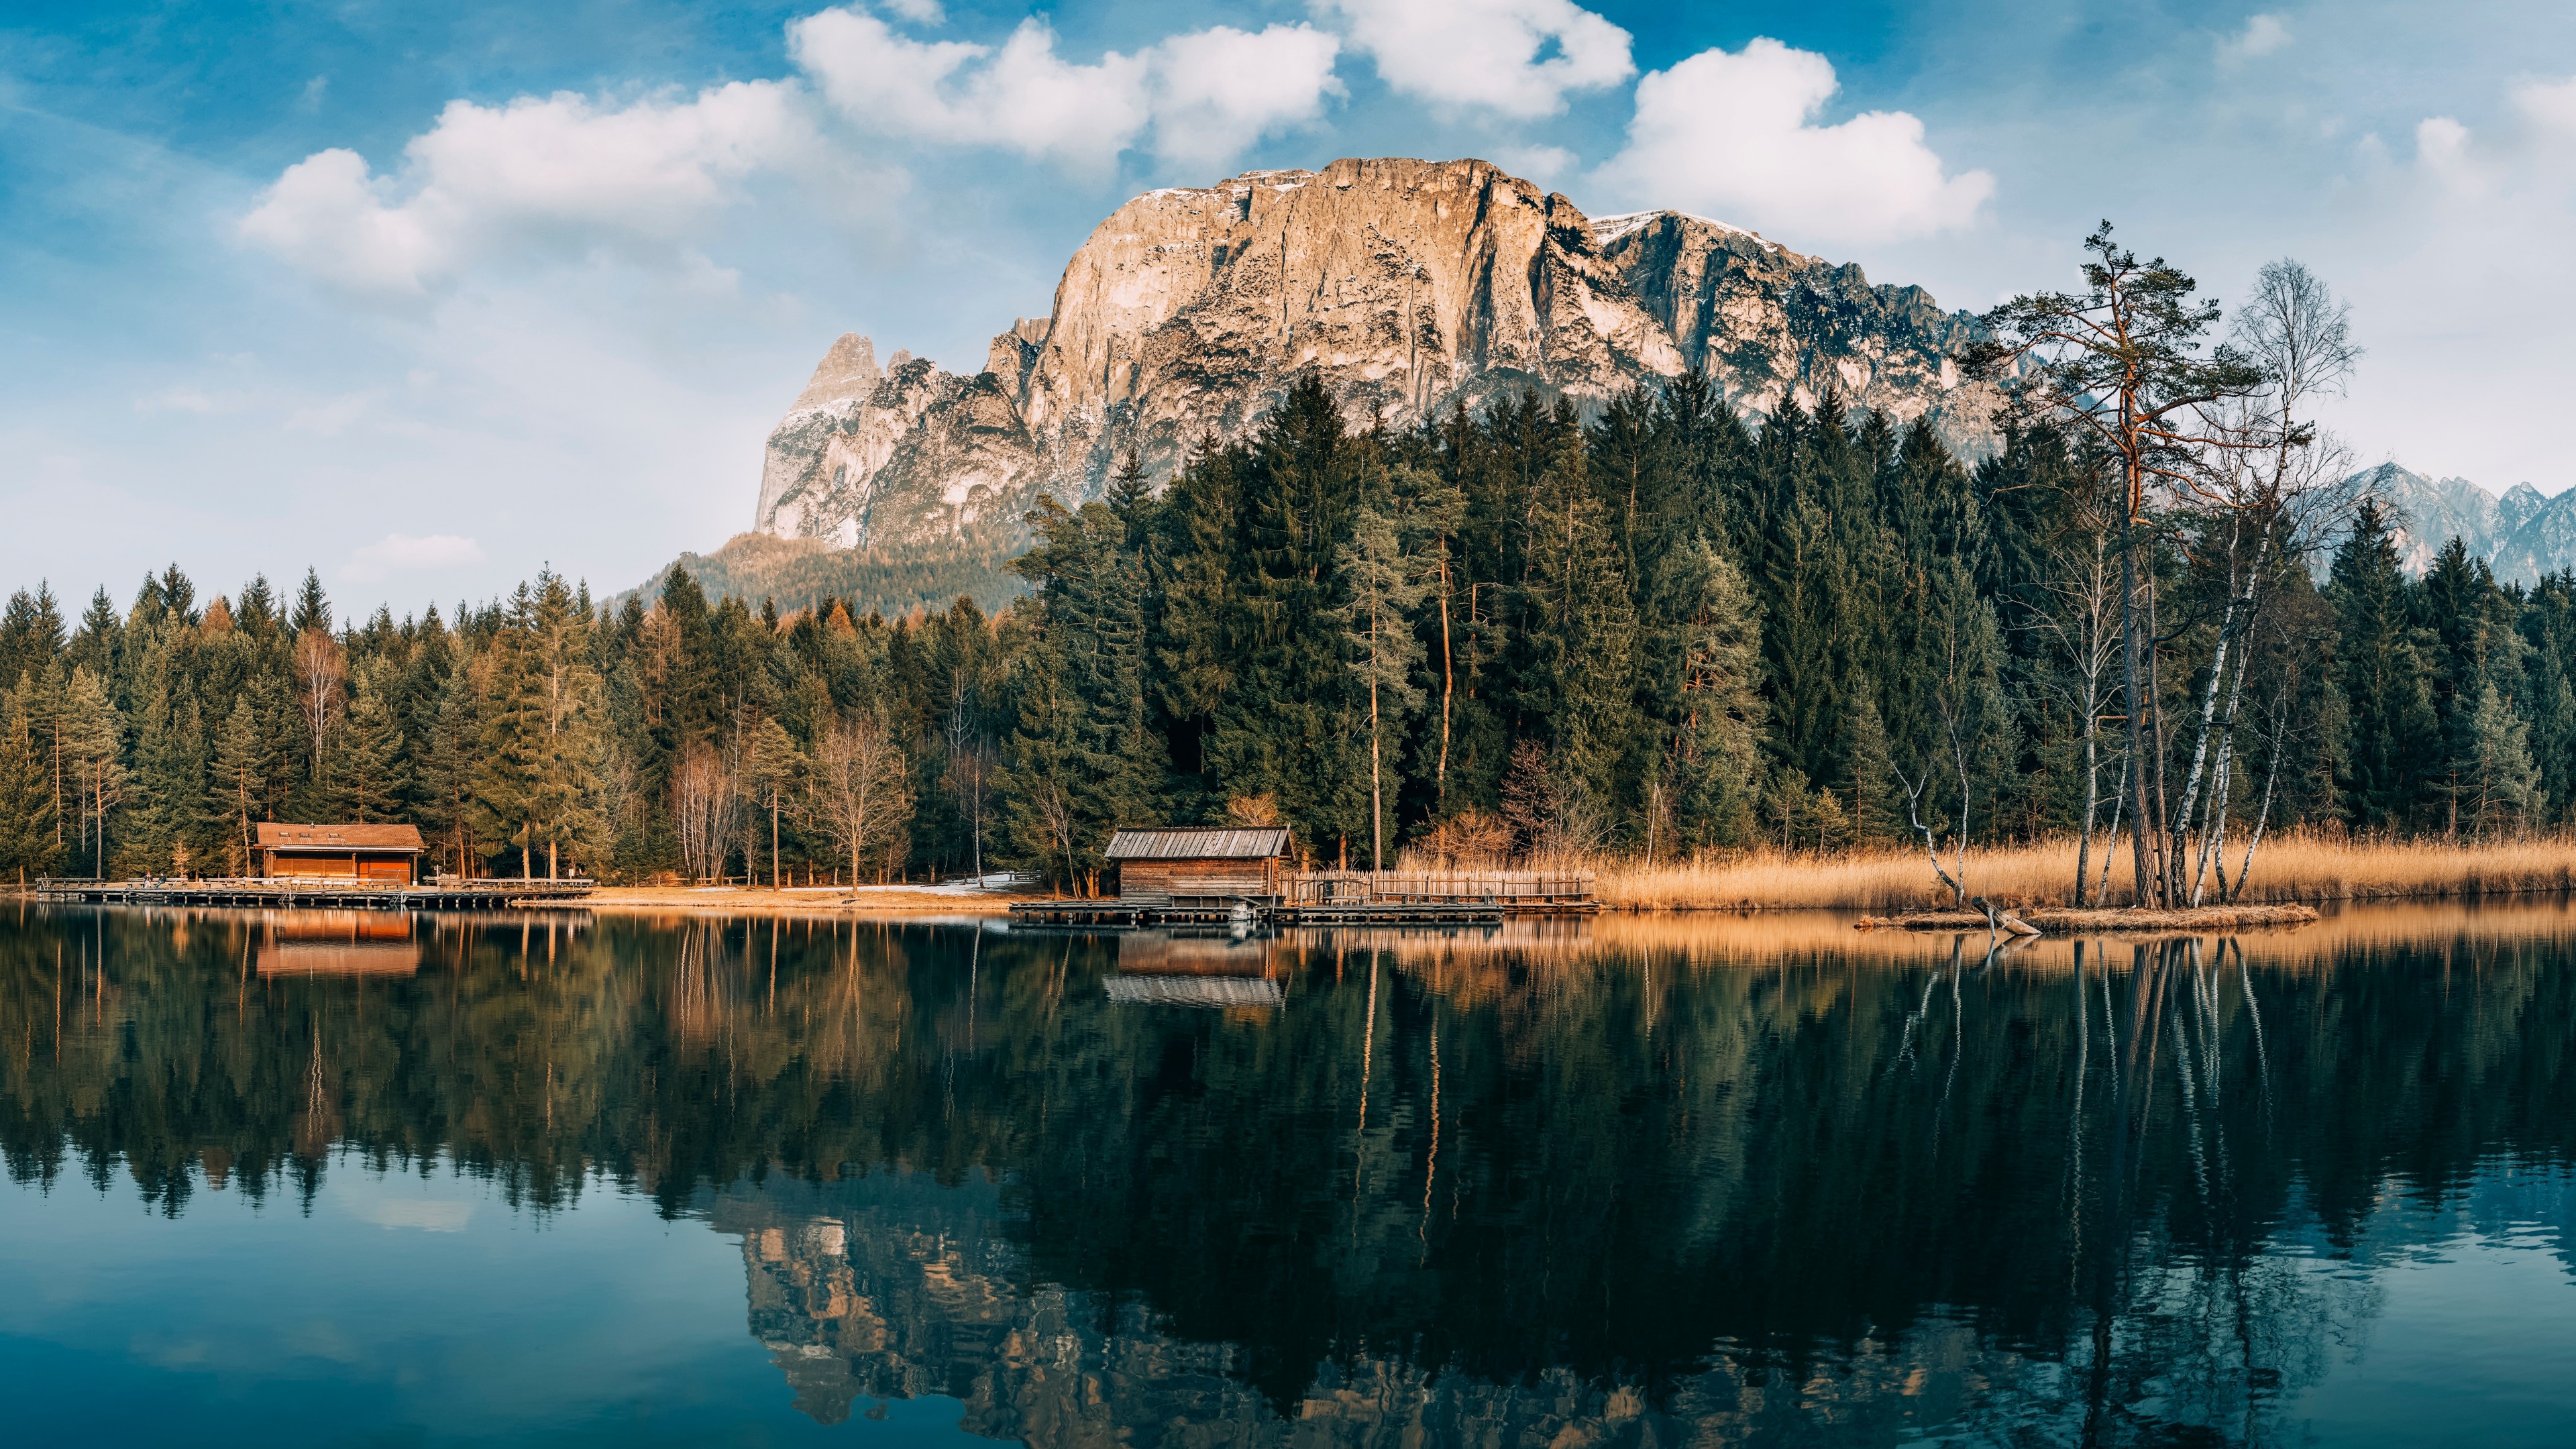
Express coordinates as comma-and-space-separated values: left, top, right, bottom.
3, 902, 2573, 1446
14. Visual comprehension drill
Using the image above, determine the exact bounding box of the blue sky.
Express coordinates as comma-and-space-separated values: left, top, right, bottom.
5, 1, 2574, 610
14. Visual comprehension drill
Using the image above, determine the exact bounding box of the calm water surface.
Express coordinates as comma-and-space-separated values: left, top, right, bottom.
3, 903, 2574, 1446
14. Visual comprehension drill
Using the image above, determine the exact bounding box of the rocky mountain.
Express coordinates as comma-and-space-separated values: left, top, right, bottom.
751, 156, 2000, 561
2340, 462, 2570, 583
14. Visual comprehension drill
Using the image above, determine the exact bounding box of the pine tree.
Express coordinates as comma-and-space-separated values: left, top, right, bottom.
2463, 683, 2540, 838
207, 694, 270, 874
0, 682, 61, 880
419, 657, 485, 877
745, 715, 805, 888
476, 589, 548, 876
1514, 413, 1639, 810
59, 664, 125, 877
2330, 501, 2439, 830
339, 664, 411, 824
0, 584, 65, 691
527, 574, 604, 876
1654, 537, 1765, 853
1202, 377, 1370, 850
1339, 503, 1428, 869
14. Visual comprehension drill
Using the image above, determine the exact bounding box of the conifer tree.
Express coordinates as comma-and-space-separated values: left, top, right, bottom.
2463, 683, 2540, 838
476, 589, 549, 876
208, 694, 269, 873
745, 715, 804, 888
60, 664, 125, 877
0, 584, 65, 689
1514, 417, 1638, 810
1339, 503, 1428, 869
2329, 502, 2438, 830
0, 682, 60, 880
339, 664, 411, 825
1653, 537, 1765, 852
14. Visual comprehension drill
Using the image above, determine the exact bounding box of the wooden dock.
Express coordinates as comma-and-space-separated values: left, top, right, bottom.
32, 877, 597, 910
1010, 867, 1591, 929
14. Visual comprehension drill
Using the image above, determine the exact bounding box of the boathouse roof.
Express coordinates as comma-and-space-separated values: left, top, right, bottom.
255, 822, 427, 853
1102, 826, 1292, 861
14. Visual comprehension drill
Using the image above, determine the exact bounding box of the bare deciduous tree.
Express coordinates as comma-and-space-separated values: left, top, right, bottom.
293, 627, 344, 786
811, 708, 912, 886
670, 745, 741, 883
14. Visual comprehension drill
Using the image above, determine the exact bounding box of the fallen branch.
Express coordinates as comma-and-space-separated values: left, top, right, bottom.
1856, 903, 2319, 933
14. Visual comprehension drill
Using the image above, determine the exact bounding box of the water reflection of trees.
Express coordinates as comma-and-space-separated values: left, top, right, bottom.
3, 905, 2573, 1444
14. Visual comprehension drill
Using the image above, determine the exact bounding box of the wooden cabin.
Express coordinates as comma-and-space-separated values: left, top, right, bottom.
256, 822, 426, 885
1104, 826, 1292, 908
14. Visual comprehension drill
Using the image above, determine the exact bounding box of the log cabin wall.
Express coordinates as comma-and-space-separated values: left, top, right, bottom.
1116, 859, 1280, 905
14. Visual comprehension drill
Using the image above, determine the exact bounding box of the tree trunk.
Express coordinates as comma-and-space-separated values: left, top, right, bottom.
2074, 706, 2099, 907
1368, 666, 1385, 871
2119, 529, 2157, 907
1437, 547, 1454, 809
2226, 733, 2286, 904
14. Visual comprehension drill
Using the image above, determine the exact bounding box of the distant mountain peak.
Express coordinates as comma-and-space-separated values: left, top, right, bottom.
2347, 463, 2576, 583
751, 154, 2001, 559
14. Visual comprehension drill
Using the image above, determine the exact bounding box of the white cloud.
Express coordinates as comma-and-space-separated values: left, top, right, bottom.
1317, 0, 1630, 117
2218, 14, 2292, 64
1593, 38, 1993, 248
342, 533, 486, 584
789, 8, 1340, 174
1147, 25, 1344, 173
1492, 144, 1576, 184
355, 1197, 474, 1232
238, 80, 815, 295
881, 0, 944, 21
790, 9, 1148, 170
2409, 75, 2576, 195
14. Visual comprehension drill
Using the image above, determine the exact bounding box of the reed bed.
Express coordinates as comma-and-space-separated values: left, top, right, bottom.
1589, 832, 2576, 912
1303, 898, 2576, 980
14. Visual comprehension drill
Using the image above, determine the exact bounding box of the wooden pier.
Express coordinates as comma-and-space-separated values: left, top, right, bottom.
32, 877, 597, 910
1010, 867, 1592, 930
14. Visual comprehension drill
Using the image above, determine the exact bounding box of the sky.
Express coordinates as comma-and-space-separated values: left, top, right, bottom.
5, 0, 2575, 614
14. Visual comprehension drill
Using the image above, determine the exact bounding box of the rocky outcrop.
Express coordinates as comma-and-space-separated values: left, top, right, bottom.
752, 156, 2001, 556
2332, 462, 2575, 584
1596, 210, 1990, 445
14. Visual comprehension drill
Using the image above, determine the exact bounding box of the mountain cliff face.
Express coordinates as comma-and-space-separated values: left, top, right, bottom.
2340, 462, 2571, 583
753, 156, 2002, 557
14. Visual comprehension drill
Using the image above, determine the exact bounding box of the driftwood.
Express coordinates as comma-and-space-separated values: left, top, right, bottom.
1856, 903, 2320, 934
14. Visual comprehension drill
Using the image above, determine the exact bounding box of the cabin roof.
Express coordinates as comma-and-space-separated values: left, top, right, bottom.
1102, 826, 1292, 861
255, 822, 427, 853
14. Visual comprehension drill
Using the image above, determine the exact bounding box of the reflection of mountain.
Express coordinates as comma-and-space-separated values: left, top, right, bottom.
7, 908, 2576, 1444
706, 1170, 2083, 1444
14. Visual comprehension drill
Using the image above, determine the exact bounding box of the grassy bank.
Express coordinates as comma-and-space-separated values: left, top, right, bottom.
1593, 833, 2576, 912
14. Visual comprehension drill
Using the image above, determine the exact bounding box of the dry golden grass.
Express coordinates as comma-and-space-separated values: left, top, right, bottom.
1285, 898, 2576, 981
1593, 831, 2576, 912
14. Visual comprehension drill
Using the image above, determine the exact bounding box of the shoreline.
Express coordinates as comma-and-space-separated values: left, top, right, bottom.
578, 885, 1026, 916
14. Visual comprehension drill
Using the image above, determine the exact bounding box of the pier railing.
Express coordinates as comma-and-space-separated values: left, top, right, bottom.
1288, 870, 1597, 912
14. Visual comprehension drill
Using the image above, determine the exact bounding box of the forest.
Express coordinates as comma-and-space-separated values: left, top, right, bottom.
0, 236, 2567, 900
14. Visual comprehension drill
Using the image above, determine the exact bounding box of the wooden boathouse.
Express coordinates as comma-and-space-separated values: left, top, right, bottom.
34, 823, 593, 910
1106, 826, 1293, 908
258, 822, 426, 884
